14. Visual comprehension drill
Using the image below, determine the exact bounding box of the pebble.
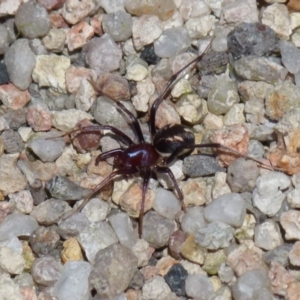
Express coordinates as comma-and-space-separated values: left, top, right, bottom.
90, 243, 138, 299
126, 56, 149, 82
77, 222, 118, 264
279, 40, 300, 74
29, 226, 60, 255
108, 211, 138, 248
53, 261, 92, 300
82, 34, 122, 72
163, 264, 187, 296
125, 0, 177, 21
179, 0, 211, 21
9, 190, 34, 214
43, 28, 66, 52
4, 39, 36, 90
195, 221, 235, 250
0, 84, 30, 109
0, 273, 24, 300
218, 263, 234, 284
186, 15, 216, 39
154, 27, 191, 58
263, 243, 293, 267
204, 193, 246, 227
207, 75, 239, 115
238, 80, 272, 103
61, 237, 83, 262
80, 197, 110, 223
31, 256, 61, 286
1, 129, 24, 153
142, 276, 172, 300
140, 45, 161, 65
289, 241, 300, 267
30, 199, 70, 226
153, 188, 181, 220
232, 269, 273, 300
280, 210, 300, 240
15, 2, 51, 38
27, 133, 65, 163
226, 158, 259, 193
0, 154, 27, 195
227, 22, 278, 60
0, 246, 25, 274
142, 211, 175, 248
261, 3, 291, 40
181, 206, 207, 235
26, 103, 52, 132
252, 171, 291, 216
0, 25, 9, 54
4, 108, 27, 130
233, 55, 287, 84
254, 220, 283, 251
61, 0, 96, 25
168, 230, 188, 260
185, 274, 214, 300
32, 54, 71, 93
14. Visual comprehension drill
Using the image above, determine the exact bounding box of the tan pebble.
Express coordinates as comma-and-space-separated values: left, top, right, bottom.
61, 238, 83, 263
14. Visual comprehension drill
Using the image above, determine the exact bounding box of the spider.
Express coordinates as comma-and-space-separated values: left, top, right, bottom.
63, 43, 268, 236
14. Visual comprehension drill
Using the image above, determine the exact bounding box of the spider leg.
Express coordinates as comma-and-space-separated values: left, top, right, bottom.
139, 167, 151, 237
155, 165, 185, 211
95, 148, 124, 165
115, 101, 145, 144
164, 142, 275, 170
149, 41, 213, 138
63, 167, 139, 220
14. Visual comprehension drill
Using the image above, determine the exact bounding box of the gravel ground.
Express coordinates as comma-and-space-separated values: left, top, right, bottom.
1, 0, 300, 299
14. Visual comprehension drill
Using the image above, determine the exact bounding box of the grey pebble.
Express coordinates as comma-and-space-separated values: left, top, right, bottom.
4, 39, 36, 90
1, 129, 24, 153
46, 176, 90, 201
0, 25, 9, 54
263, 243, 293, 267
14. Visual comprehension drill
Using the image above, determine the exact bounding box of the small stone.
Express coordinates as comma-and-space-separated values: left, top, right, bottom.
132, 239, 154, 267
90, 243, 138, 299
280, 210, 300, 240
83, 34, 122, 72
269, 260, 295, 297
227, 243, 267, 276
261, 3, 291, 40
221, 0, 258, 24
9, 190, 34, 214
31, 256, 61, 286
140, 45, 160, 65
61, 0, 96, 25
30, 199, 71, 226
1, 129, 24, 153
238, 81, 272, 103
0, 84, 31, 109
125, 0, 176, 21
232, 269, 273, 300
32, 54, 71, 93
183, 155, 225, 177
203, 249, 226, 275
132, 15, 163, 50
279, 40, 300, 74
224, 103, 245, 125
254, 220, 283, 251
15, 2, 51, 38
126, 56, 149, 82
164, 264, 188, 296
0, 25, 9, 54
263, 243, 293, 267
253, 171, 291, 216
29, 226, 60, 255
4, 39, 36, 90
38, 0, 65, 10
108, 211, 138, 248
0, 247, 25, 275
185, 274, 214, 300
78, 222, 118, 264
218, 263, 234, 284
81, 197, 110, 223
195, 221, 235, 250
227, 158, 259, 193
286, 282, 300, 300
0, 154, 27, 196
181, 206, 207, 235
26, 103, 52, 132
153, 188, 181, 220
204, 193, 246, 227
265, 82, 300, 121
154, 27, 191, 58
61, 238, 83, 263
227, 22, 278, 60
186, 15, 216, 39
180, 234, 207, 265
179, 0, 211, 21
102, 11, 132, 42
142, 276, 172, 300
233, 55, 287, 84
0, 273, 23, 300
66, 21, 94, 51
142, 211, 175, 248
43, 28, 66, 52
168, 230, 188, 260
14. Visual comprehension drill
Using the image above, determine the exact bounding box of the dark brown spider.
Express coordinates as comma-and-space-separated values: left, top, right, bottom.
63, 43, 269, 236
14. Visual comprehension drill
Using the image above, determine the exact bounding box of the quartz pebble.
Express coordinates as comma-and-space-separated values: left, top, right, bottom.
181, 206, 207, 235
185, 274, 214, 300
53, 261, 92, 300
142, 276, 172, 300
90, 243, 138, 299
0, 247, 25, 275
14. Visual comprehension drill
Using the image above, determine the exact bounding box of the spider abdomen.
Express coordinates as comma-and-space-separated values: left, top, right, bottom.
153, 124, 195, 157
